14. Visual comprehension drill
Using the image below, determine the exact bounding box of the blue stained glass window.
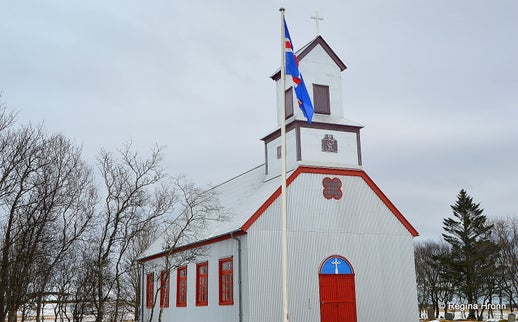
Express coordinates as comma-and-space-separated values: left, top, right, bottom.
320, 256, 353, 274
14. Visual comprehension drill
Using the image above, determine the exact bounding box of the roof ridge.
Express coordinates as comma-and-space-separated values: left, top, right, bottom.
209, 163, 264, 191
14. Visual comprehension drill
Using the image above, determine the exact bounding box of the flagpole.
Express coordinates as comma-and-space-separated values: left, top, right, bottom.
279, 7, 289, 322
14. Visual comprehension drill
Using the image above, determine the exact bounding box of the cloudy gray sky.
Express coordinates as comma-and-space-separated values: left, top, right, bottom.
1, 0, 517, 240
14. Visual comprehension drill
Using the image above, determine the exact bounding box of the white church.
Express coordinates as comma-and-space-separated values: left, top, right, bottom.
138, 34, 419, 322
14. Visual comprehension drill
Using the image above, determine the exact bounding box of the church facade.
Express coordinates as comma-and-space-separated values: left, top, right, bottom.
139, 35, 419, 322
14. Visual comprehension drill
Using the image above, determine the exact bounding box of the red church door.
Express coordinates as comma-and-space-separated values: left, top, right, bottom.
319, 256, 357, 322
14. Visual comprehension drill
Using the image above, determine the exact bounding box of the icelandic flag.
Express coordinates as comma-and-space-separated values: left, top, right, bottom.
284, 18, 314, 124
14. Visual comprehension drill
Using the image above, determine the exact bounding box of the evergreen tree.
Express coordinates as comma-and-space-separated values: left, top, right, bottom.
441, 189, 498, 320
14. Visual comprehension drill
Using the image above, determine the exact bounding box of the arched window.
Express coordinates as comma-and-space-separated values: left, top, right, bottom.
320, 255, 353, 274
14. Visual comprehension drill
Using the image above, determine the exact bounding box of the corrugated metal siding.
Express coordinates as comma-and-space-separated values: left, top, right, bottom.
143, 170, 418, 322
353, 234, 418, 322
246, 171, 418, 322
142, 237, 246, 322
246, 230, 284, 322
288, 174, 410, 236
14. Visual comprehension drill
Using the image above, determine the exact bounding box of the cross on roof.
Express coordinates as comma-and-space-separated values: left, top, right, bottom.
310, 11, 324, 35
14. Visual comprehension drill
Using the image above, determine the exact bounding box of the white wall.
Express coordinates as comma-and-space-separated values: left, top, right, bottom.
245, 171, 418, 322
265, 128, 298, 180
274, 43, 344, 125
141, 170, 419, 322
300, 127, 359, 166
141, 236, 248, 322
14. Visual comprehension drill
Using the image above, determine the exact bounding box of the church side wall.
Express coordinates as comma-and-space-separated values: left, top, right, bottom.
141, 236, 249, 322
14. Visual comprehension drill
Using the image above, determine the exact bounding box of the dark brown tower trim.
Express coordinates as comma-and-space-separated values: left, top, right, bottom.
271, 36, 347, 81
262, 120, 363, 175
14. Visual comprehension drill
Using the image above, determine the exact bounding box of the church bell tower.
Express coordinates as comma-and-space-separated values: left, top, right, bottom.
263, 36, 364, 180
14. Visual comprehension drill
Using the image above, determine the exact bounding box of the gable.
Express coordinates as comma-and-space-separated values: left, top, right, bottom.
298, 36, 347, 71
271, 36, 347, 81
242, 166, 418, 237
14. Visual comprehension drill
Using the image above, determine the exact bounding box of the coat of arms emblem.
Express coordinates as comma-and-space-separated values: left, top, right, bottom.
321, 134, 338, 153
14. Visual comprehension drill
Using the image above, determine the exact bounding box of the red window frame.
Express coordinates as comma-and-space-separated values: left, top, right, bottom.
160, 270, 170, 308
145, 273, 154, 308
219, 257, 234, 305
176, 266, 187, 307
196, 262, 208, 306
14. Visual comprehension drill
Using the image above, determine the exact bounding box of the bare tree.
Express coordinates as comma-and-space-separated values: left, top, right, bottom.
0, 122, 95, 322
0, 101, 16, 135
145, 175, 231, 322
491, 217, 518, 312
90, 144, 176, 322
0, 102, 231, 322
31, 134, 96, 322
415, 240, 454, 319
124, 224, 160, 322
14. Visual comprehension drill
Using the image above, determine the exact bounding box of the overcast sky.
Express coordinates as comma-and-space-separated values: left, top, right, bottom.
1, 0, 517, 241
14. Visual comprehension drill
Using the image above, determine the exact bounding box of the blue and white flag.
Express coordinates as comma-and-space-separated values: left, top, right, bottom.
284, 18, 314, 123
